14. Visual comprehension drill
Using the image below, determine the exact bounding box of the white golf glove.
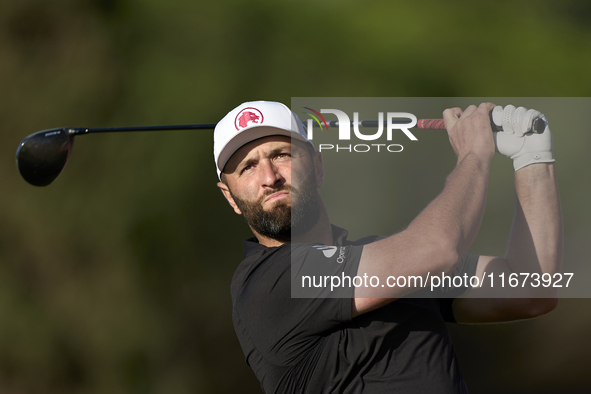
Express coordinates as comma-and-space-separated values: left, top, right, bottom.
492, 105, 555, 171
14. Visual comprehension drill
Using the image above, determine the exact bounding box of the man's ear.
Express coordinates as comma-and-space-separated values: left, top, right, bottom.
313, 151, 325, 188
217, 182, 242, 215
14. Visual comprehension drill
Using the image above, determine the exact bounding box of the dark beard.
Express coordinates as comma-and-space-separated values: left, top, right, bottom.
230, 171, 321, 241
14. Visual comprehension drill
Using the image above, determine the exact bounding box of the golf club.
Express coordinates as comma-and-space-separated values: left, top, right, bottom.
16, 124, 216, 187
16, 116, 545, 187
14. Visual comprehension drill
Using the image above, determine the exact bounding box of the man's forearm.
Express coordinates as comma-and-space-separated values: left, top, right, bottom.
409, 152, 491, 261
361, 104, 495, 280
505, 163, 563, 286
353, 103, 496, 313
354, 152, 491, 305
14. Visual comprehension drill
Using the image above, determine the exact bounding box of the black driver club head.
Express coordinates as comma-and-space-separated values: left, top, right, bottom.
15, 122, 218, 187
16, 128, 74, 187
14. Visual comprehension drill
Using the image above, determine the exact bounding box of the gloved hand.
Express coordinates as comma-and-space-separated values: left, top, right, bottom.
492, 105, 555, 171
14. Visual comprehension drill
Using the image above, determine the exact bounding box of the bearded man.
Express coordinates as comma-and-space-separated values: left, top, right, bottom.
214, 101, 562, 394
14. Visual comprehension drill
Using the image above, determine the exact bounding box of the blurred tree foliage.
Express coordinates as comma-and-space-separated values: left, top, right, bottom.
1, 0, 591, 393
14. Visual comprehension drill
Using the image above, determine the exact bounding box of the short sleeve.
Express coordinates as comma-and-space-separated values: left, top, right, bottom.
439, 253, 479, 322
291, 242, 364, 298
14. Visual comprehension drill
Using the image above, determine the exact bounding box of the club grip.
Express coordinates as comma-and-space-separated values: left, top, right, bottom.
417, 119, 446, 129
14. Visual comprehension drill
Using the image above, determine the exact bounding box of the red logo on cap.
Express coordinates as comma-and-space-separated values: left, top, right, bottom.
235, 108, 264, 130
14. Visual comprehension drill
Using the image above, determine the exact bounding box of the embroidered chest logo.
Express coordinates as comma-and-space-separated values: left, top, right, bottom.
312, 245, 347, 263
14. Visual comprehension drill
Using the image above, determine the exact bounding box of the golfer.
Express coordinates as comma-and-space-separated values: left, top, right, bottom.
214, 101, 562, 393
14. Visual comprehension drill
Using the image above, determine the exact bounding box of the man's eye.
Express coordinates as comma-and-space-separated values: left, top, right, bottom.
241, 165, 253, 174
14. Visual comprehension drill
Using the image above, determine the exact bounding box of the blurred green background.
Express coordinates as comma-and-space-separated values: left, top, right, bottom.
1, 0, 590, 393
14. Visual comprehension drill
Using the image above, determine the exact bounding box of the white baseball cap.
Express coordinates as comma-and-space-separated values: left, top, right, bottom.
214, 101, 313, 180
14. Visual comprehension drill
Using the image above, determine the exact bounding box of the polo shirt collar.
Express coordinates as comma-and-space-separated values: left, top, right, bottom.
242, 225, 349, 258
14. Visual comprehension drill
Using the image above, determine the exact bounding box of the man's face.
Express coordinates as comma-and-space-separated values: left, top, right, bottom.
218, 136, 322, 240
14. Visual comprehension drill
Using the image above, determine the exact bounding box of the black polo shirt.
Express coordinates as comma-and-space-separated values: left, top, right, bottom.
231, 226, 477, 394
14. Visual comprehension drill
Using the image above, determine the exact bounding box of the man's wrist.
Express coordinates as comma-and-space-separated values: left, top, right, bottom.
457, 151, 494, 170
513, 152, 555, 171
514, 161, 556, 184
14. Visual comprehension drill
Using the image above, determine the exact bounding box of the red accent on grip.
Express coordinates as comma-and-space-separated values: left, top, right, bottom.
417, 119, 446, 129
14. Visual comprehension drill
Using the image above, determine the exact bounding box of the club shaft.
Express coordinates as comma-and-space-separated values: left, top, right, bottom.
68, 123, 218, 135
63, 120, 447, 135
45, 119, 449, 137
64, 118, 542, 134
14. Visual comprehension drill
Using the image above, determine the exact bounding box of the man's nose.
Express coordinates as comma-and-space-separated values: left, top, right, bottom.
260, 160, 284, 187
